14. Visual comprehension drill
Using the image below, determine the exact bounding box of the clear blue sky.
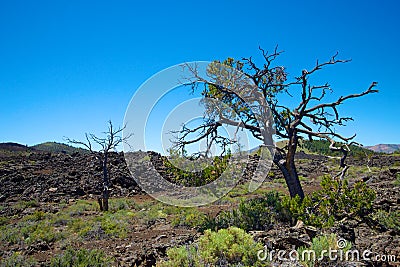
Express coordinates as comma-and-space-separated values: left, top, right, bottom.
1, 0, 399, 149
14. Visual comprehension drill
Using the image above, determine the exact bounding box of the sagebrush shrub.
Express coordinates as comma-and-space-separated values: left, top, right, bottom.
0, 252, 37, 267
373, 209, 400, 232
198, 191, 288, 232
158, 227, 266, 267
50, 247, 113, 267
297, 233, 351, 267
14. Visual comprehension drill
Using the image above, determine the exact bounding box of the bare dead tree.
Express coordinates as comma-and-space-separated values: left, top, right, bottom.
65, 120, 132, 211
173, 48, 378, 199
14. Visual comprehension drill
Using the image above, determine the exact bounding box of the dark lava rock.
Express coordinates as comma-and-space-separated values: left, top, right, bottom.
0, 151, 142, 203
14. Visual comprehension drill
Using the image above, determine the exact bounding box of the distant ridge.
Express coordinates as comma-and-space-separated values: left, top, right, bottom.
366, 144, 400, 154
0, 142, 88, 154
31, 142, 88, 154
0, 142, 33, 152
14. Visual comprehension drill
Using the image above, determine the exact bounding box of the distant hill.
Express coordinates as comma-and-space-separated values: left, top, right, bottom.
0, 142, 33, 152
31, 142, 88, 154
300, 139, 375, 156
366, 144, 400, 154
271, 139, 375, 157
250, 139, 375, 157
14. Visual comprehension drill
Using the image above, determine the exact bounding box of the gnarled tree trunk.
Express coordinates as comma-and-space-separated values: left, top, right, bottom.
272, 131, 304, 199
274, 154, 304, 199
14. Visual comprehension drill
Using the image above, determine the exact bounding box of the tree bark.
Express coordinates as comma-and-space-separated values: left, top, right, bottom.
103, 153, 109, 211
275, 159, 305, 199
97, 197, 104, 211
273, 131, 305, 199
97, 153, 109, 212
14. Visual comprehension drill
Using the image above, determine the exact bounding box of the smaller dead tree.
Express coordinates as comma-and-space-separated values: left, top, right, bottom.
66, 120, 131, 211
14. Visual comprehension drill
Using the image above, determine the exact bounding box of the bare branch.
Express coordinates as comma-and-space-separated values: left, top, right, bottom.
305, 82, 378, 114
64, 134, 94, 153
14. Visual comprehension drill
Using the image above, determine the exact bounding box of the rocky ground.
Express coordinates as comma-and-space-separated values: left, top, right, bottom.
0, 150, 399, 266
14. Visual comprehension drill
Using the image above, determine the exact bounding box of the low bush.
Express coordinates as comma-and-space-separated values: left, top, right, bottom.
394, 173, 400, 186
171, 208, 208, 228
0, 252, 37, 267
65, 200, 98, 216
0, 199, 136, 245
109, 198, 137, 211
373, 209, 400, 232
0, 216, 9, 226
0, 217, 63, 245
95, 210, 135, 238
199, 191, 288, 232
282, 175, 376, 227
297, 233, 351, 267
49, 247, 113, 267
158, 227, 266, 267
135, 203, 167, 226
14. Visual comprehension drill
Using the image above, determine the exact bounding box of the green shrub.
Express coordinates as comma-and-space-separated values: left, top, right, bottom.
0, 217, 63, 245
160, 245, 199, 267
95, 210, 135, 238
394, 173, 400, 186
109, 198, 137, 211
21, 200, 39, 208
159, 227, 266, 267
0, 252, 37, 267
282, 175, 376, 227
171, 208, 208, 228
67, 217, 95, 238
0, 216, 9, 226
50, 247, 113, 267
135, 203, 167, 226
297, 233, 351, 267
12, 200, 39, 211
0, 224, 21, 244
68, 209, 135, 239
22, 210, 46, 222
373, 210, 400, 232
200, 191, 288, 232
66, 200, 98, 216
25, 222, 63, 245
163, 154, 230, 187
0, 199, 135, 245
